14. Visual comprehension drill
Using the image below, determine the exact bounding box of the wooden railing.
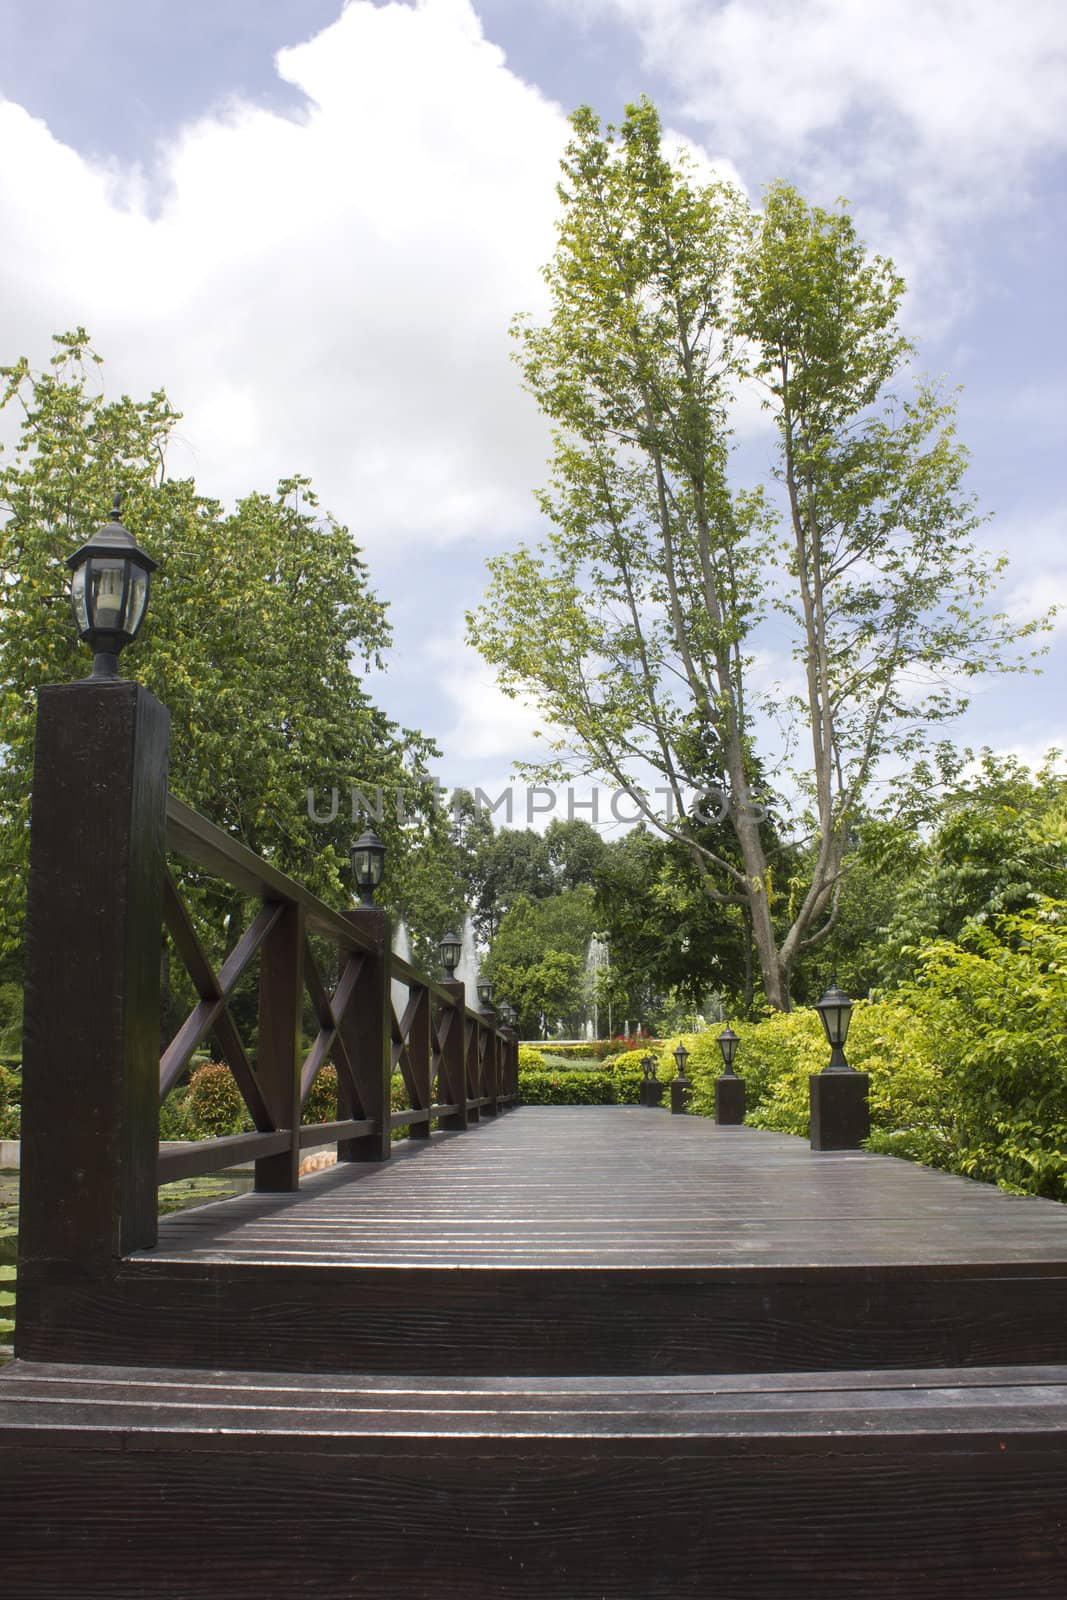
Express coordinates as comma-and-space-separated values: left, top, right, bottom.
16, 679, 517, 1290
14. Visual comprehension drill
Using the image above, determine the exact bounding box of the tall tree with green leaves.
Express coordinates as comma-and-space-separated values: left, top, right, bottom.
468, 100, 1047, 1009
0, 330, 438, 974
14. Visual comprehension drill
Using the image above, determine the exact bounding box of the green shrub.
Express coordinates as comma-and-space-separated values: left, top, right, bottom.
519, 1039, 655, 1061
185, 1063, 252, 1138
158, 1086, 192, 1141
304, 1064, 338, 1123
518, 1069, 619, 1105
0, 1064, 19, 1140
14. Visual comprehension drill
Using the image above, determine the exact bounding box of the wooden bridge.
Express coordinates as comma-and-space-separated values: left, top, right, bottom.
2, 679, 1067, 1596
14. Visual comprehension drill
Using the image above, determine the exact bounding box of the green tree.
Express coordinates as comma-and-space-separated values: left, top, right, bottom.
592, 823, 750, 1023
468, 825, 554, 941
544, 816, 609, 889
468, 101, 1046, 1010
0, 331, 439, 977
484, 886, 596, 1036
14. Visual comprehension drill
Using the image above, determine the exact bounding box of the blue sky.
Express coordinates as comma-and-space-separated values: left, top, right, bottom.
1, 0, 1065, 829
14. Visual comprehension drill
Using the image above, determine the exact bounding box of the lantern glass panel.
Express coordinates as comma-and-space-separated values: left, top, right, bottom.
71, 563, 90, 633
353, 848, 371, 882
126, 567, 150, 635
89, 558, 129, 632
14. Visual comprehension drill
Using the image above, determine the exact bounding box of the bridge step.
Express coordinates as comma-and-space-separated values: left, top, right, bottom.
16, 1255, 1067, 1375
2, 1359, 1066, 1597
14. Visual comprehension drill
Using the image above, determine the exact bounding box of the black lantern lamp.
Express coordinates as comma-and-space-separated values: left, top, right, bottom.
351, 830, 386, 907
500, 1002, 517, 1029
814, 980, 855, 1073
646, 1053, 659, 1081
672, 1042, 691, 1080
439, 930, 462, 979
717, 1026, 740, 1075
640, 1056, 651, 1083
476, 977, 495, 1013
67, 494, 156, 680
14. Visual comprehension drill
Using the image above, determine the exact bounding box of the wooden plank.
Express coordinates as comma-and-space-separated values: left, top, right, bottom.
2, 1363, 1067, 1598
166, 795, 373, 954
298, 1120, 374, 1150
158, 1133, 291, 1183
253, 901, 302, 1192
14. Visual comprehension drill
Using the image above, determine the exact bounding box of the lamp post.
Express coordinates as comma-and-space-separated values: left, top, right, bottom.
813, 982, 854, 1072
436, 931, 469, 1134
67, 494, 156, 680
476, 977, 495, 1015
439, 930, 462, 981
350, 830, 385, 907
808, 979, 870, 1150
670, 1042, 692, 1115
714, 1025, 746, 1125
643, 1051, 664, 1108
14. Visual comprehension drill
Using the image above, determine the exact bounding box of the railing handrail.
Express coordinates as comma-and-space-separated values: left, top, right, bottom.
166, 794, 500, 1030
15, 676, 519, 1350
165, 794, 375, 954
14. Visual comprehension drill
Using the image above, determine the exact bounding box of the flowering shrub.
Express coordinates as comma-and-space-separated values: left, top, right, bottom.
184, 1063, 252, 1138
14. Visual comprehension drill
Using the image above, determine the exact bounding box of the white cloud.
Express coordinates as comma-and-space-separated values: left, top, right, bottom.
0, 0, 568, 550
561, 0, 1067, 187
558, 0, 1067, 328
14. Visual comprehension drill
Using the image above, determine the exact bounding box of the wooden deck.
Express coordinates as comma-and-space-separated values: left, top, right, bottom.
5, 1107, 1067, 1595
16, 1106, 1067, 1375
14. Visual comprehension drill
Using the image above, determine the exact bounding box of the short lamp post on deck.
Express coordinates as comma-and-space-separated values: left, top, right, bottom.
351, 830, 386, 907
436, 929, 469, 1134
641, 1052, 664, 1108
714, 1025, 746, 1125
808, 980, 870, 1150
476, 977, 495, 1016
670, 1042, 692, 1115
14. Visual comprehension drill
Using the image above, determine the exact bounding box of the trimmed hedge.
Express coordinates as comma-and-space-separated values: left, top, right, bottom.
518, 1066, 644, 1106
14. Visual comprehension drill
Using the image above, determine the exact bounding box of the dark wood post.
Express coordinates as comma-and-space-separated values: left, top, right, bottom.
337, 906, 392, 1162
715, 1075, 747, 1125
480, 1020, 499, 1117
437, 979, 469, 1131
503, 1029, 519, 1104
17, 680, 170, 1348
407, 985, 432, 1139
254, 900, 304, 1192
465, 1013, 480, 1123
809, 1072, 870, 1150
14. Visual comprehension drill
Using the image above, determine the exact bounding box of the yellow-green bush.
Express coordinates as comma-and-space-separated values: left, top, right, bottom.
0, 1064, 19, 1139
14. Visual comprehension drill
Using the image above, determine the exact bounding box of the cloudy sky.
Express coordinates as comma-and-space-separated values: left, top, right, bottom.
1, 0, 1065, 827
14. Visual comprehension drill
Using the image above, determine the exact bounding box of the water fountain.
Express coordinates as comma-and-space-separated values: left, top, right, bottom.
584, 935, 610, 1039
454, 913, 480, 1007
392, 919, 412, 1023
